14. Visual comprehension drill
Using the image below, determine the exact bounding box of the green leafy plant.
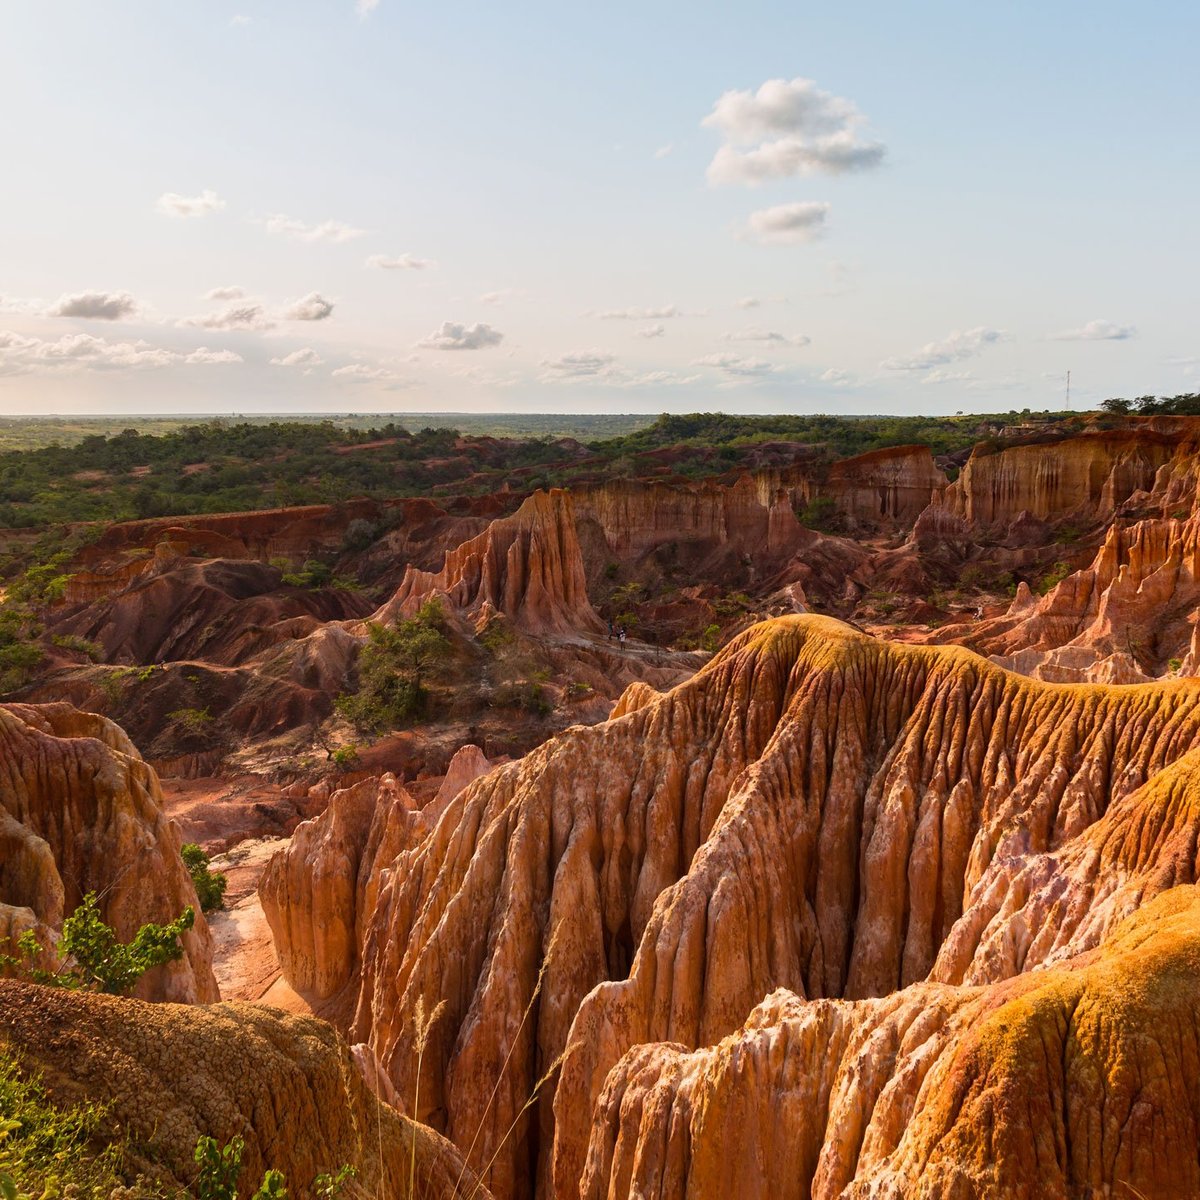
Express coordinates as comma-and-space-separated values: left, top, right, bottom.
1, 893, 194, 995
169, 706, 214, 736
181, 844, 228, 913
336, 600, 451, 734
331, 743, 360, 769
1038, 561, 1072, 595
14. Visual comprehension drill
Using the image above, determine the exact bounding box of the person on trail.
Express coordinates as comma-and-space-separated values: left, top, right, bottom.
607, 619, 614, 639
618, 627, 626, 646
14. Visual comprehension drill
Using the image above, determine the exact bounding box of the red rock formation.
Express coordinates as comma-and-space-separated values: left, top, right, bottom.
377, 489, 604, 637
823, 443, 947, 525
941, 421, 1200, 528
297, 616, 1200, 1198
260, 773, 423, 1001
0, 980, 489, 1198
0, 702, 217, 1002
935, 515, 1200, 681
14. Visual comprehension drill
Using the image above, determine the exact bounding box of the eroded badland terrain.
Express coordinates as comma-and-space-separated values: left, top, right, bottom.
6, 406, 1200, 1198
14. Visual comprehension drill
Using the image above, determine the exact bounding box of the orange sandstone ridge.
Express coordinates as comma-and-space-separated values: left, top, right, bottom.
262, 615, 1200, 1199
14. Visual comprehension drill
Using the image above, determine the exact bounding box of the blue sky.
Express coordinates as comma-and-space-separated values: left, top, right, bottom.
0, 1, 1196, 415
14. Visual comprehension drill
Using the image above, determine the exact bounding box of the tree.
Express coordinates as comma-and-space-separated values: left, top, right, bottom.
336, 600, 452, 733
181, 843, 228, 912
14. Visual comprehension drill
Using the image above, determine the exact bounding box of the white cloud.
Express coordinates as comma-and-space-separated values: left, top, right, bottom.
206, 285, 245, 301
230, 14, 251, 26
636, 324, 666, 339
736, 296, 761, 309
693, 352, 776, 377
722, 328, 810, 346
157, 189, 226, 218
265, 214, 366, 244
703, 77, 885, 186
0, 296, 43, 315
356, 0, 379, 15
593, 304, 682, 320
922, 368, 974, 384
739, 202, 830, 245
1050, 319, 1137, 341
882, 327, 1009, 371
331, 363, 412, 385
819, 367, 853, 386
479, 289, 522, 305
271, 348, 325, 368
186, 302, 274, 331
654, 144, 674, 159
283, 292, 335, 321
366, 252, 435, 270
417, 321, 503, 350
540, 350, 617, 379
0, 331, 241, 374
47, 290, 139, 320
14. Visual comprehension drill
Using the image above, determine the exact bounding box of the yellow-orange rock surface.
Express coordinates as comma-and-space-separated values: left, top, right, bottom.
0, 980, 488, 1198
0, 701, 217, 1003
283, 616, 1200, 1198
378, 489, 604, 636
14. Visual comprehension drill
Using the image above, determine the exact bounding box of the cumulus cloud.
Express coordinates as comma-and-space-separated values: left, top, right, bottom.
881, 327, 1009, 372
636, 324, 666, 339
736, 296, 761, 309
47, 290, 139, 321
185, 347, 242, 364
356, 0, 379, 15
693, 352, 776, 377
331, 363, 411, 384
654, 144, 674, 159
1051, 319, 1137, 341
265, 214, 366, 244
739, 202, 830, 246
283, 292, 334, 321
157, 189, 226, 218
417, 321, 503, 350
206, 285, 245, 301
186, 302, 274, 331
271, 348, 324, 368
479, 289, 523, 305
366, 252, 435, 270
540, 350, 617, 379
703, 76, 885, 185
230, 14, 251, 26
722, 328, 810, 346
922, 368, 974, 384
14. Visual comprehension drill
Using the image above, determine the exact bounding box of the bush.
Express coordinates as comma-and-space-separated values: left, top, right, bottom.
336, 601, 451, 734
1038, 561, 1072, 595
0, 892, 195, 995
794, 496, 842, 533
181, 843, 228, 913
169, 706, 213, 736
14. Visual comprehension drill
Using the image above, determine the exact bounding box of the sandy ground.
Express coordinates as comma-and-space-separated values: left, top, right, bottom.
206, 837, 290, 1003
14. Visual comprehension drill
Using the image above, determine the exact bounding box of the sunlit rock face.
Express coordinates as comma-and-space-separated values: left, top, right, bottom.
0, 701, 217, 1003
291, 614, 1200, 1199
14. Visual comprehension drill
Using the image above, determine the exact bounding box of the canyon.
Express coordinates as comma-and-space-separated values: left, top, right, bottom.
4, 410, 1200, 1198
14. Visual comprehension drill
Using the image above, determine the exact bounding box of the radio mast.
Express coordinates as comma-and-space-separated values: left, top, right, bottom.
1065, 370, 1071, 411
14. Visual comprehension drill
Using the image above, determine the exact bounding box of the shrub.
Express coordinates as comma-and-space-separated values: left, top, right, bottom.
336, 600, 451, 734
49, 633, 102, 661
331, 744, 359, 768
794, 496, 842, 533
341, 518, 378, 552
181, 843, 228, 913
1038, 561, 1072, 595
0, 892, 195, 995
169, 706, 213, 736
700, 623, 721, 652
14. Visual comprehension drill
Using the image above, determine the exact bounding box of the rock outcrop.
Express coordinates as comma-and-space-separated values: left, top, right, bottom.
289, 616, 1200, 1198
934, 514, 1200, 681
0, 980, 488, 1198
377, 489, 604, 637
0, 702, 217, 1002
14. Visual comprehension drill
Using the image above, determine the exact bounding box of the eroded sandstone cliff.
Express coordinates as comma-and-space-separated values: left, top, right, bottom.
0, 702, 217, 1002
265, 615, 1200, 1198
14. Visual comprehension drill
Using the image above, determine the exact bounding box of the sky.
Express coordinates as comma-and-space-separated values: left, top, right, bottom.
0, 1, 1197, 416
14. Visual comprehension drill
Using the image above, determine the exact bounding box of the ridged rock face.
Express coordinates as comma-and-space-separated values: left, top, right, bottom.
0, 702, 217, 1003
317, 616, 1200, 1198
0, 981, 489, 1198
377, 489, 604, 636
824, 444, 947, 525
936, 514, 1200, 682
941, 425, 1196, 527
260, 773, 421, 1001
